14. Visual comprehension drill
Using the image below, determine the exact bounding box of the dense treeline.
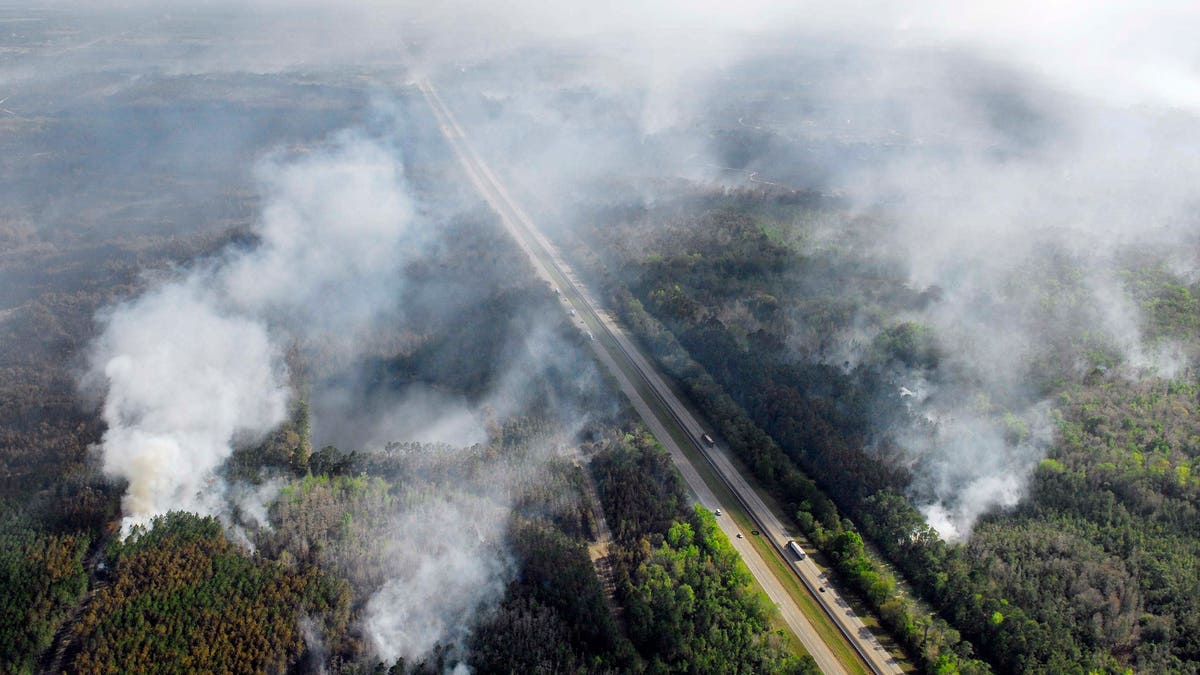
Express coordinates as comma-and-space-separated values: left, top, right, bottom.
577, 190, 1200, 673
0, 521, 89, 674
376, 426, 806, 674
470, 519, 633, 673
51, 377, 617, 673
624, 509, 790, 673
63, 512, 349, 674
1018, 381, 1200, 667
591, 429, 816, 674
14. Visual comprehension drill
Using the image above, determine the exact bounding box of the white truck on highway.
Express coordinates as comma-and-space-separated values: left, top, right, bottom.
787, 540, 806, 560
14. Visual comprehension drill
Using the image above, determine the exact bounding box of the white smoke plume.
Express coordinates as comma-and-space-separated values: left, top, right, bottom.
89, 281, 290, 530
364, 493, 512, 666
352, 315, 607, 664
223, 131, 416, 347
87, 129, 416, 533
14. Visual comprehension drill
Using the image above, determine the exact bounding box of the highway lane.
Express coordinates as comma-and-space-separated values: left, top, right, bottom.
417, 76, 901, 675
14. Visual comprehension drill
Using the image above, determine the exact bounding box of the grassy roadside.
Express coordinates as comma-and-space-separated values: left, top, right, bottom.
731, 456, 917, 671
661, 418, 872, 675
648, 371, 915, 671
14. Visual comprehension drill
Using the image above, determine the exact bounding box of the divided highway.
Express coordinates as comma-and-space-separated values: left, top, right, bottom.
417, 76, 903, 675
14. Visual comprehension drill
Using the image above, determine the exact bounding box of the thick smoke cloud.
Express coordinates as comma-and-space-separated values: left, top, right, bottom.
816, 41, 1200, 537
375, 1, 1198, 539
87, 130, 415, 532
89, 281, 289, 527
498, 2, 1200, 540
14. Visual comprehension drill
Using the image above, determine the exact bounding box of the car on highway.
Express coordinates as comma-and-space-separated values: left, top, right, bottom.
714, 508, 721, 516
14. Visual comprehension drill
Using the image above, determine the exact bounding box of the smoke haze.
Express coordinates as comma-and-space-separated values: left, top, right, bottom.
363, 491, 512, 666
43, 0, 1199, 653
